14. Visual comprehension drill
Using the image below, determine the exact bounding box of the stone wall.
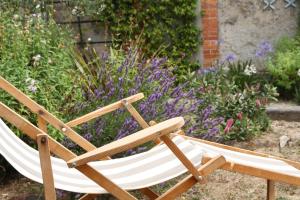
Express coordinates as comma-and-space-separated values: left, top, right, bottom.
218, 0, 298, 63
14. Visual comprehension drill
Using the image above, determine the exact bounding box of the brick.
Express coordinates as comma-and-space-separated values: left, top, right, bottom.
201, 0, 219, 67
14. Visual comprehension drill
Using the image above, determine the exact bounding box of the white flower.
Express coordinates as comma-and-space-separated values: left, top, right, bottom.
298, 69, 300, 77
98, 4, 106, 13
244, 64, 256, 76
33, 54, 42, 62
13, 14, 19, 20
25, 78, 38, 93
26, 78, 36, 85
87, 37, 92, 42
72, 6, 83, 16
28, 84, 37, 93
72, 7, 77, 15
32, 54, 42, 66
36, 4, 40, 9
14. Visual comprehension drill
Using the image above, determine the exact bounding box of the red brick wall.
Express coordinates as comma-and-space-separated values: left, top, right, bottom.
201, 0, 219, 67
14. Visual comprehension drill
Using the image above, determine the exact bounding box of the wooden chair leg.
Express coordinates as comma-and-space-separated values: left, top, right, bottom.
267, 180, 275, 200
156, 155, 226, 200
37, 134, 56, 200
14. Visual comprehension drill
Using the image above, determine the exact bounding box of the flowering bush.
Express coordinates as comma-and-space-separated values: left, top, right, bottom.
188, 60, 278, 141
67, 46, 221, 149
0, 9, 81, 139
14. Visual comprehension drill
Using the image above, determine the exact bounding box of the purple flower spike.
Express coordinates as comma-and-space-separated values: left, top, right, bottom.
224, 53, 237, 63
255, 41, 273, 58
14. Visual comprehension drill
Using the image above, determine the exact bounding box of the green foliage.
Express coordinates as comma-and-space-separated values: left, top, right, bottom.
267, 37, 300, 103
0, 9, 81, 140
65, 0, 201, 76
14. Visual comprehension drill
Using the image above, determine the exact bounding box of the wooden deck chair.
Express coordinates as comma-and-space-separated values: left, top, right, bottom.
1, 76, 300, 200
0, 76, 226, 200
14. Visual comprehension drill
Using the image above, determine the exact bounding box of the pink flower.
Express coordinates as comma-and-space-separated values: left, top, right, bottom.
224, 118, 234, 134
237, 112, 243, 120
256, 99, 261, 107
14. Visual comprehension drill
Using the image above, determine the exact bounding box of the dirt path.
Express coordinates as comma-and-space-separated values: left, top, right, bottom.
1, 120, 300, 200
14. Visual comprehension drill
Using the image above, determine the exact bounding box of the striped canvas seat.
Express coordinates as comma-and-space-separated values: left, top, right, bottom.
0, 119, 203, 194
190, 140, 300, 179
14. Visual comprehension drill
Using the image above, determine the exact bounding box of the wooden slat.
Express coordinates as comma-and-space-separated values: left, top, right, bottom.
67, 93, 144, 127
157, 155, 226, 200
123, 103, 161, 144
181, 134, 300, 170
37, 134, 56, 200
267, 180, 275, 200
139, 188, 159, 200
160, 135, 202, 181
79, 194, 98, 200
122, 100, 149, 129
67, 117, 184, 167
0, 76, 96, 152
38, 116, 47, 133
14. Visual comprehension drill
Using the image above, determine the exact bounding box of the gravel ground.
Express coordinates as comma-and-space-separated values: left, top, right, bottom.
1, 120, 300, 200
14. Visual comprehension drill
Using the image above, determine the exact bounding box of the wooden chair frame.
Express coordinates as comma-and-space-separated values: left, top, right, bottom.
2, 76, 300, 200
0, 76, 226, 200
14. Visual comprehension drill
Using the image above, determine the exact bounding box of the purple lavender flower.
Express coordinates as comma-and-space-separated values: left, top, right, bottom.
83, 133, 93, 141
224, 53, 237, 63
255, 41, 273, 58
73, 47, 222, 148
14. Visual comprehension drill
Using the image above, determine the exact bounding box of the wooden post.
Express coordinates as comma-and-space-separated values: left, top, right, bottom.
267, 180, 275, 200
37, 134, 56, 200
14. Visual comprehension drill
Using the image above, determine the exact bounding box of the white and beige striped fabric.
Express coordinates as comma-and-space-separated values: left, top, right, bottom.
0, 119, 203, 194
189, 140, 300, 178
2, 118, 300, 194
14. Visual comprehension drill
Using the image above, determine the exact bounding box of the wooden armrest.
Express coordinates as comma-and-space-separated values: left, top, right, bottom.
66, 93, 144, 127
67, 117, 184, 167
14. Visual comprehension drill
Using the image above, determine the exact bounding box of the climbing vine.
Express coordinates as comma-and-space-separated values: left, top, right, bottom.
67, 0, 201, 61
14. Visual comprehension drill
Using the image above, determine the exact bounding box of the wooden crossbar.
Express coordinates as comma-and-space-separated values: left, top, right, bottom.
67, 93, 144, 127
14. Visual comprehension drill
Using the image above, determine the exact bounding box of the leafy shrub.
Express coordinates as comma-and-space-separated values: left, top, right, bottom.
67, 46, 221, 150
188, 61, 278, 141
0, 9, 81, 140
267, 37, 300, 103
